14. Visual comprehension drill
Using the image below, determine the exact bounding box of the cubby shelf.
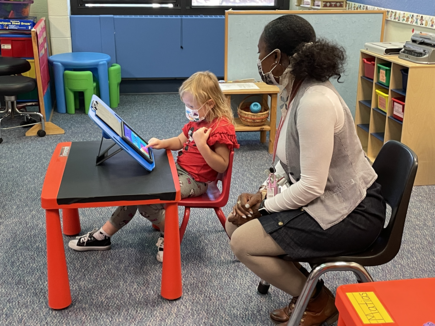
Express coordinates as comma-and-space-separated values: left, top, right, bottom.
359, 100, 371, 108
373, 107, 386, 116
388, 115, 403, 125
356, 50, 435, 185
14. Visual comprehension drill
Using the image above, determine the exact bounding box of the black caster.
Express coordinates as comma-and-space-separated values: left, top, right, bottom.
0, 138, 3, 144
257, 281, 270, 295
37, 129, 46, 137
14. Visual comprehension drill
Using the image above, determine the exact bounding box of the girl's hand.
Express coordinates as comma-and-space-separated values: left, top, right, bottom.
147, 137, 165, 149
192, 127, 211, 147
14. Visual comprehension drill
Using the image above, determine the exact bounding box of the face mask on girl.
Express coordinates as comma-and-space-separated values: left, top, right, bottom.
257, 49, 280, 85
185, 102, 207, 122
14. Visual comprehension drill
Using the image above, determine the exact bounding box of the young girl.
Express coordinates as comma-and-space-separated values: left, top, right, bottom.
69, 71, 239, 262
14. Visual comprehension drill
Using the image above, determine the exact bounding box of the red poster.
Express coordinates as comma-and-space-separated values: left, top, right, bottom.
33, 19, 49, 94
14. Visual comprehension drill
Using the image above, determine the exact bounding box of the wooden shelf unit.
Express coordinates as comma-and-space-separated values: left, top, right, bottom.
222, 82, 279, 154
356, 50, 435, 185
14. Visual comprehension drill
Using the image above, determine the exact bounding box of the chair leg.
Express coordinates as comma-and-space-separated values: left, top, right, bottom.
64, 88, 76, 114
287, 262, 374, 326
257, 279, 270, 295
179, 207, 191, 244
213, 207, 229, 238
74, 92, 79, 110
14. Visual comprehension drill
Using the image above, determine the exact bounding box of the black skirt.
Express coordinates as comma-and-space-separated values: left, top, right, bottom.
259, 182, 386, 260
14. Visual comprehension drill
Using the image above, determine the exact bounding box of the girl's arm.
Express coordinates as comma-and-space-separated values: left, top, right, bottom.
148, 133, 188, 151
193, 126, 229, 173
199, 143, 230, 173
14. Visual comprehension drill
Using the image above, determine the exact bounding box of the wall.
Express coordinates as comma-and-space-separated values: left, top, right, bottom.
384, 20, 435, 42
30, 0, 48, 21
353, 0, 435, 16
47, 0, 71, 54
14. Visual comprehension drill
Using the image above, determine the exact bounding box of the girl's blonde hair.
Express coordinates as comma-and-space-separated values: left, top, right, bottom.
179, 71, 234, 124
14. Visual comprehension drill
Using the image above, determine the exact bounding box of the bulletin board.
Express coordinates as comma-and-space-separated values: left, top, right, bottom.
26, 18, 64, 136
225, 10, 386, 116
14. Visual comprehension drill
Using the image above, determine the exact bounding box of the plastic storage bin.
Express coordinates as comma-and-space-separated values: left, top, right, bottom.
0, 34, 32, 57
401, 68, 409, 91
377, 62, 391, 87
376, 89, 389, 112
362, 57, 375, 79
20, 59, 35, 78
392, 97, 405, 121
0, 1, 33, 19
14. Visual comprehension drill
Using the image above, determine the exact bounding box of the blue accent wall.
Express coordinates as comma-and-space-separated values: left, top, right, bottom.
70, 15, 225, 79
354, 0, 435, 16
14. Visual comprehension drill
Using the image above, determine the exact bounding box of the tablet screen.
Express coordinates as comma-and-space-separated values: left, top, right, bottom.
122, 123, 151, 161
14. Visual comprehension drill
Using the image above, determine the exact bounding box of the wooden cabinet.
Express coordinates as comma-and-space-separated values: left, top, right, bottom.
356, 50, 435, 185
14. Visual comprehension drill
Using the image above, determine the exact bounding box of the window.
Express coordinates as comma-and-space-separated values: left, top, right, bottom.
71, 0, 285, 15
192, 0, 275, 7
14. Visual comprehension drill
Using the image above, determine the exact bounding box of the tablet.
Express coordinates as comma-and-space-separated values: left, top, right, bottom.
88, 95, 155, 172
121, 121, 153, 164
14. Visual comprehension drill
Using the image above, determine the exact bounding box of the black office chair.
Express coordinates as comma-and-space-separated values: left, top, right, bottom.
256, 140, 418, 326
0, 57, 46, 144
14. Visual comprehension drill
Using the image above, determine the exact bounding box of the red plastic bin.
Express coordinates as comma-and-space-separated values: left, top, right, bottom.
0, 36, 33, 58
362, 57, 375, 79
392, 97, 405, 121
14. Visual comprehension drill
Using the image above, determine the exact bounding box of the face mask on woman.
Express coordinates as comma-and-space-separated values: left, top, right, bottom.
257, 49, 280, 85
185, 102, 207, 122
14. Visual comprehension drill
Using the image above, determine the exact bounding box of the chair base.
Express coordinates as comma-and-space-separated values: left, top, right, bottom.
0, 95, 46, 143
284, 262, 373, 326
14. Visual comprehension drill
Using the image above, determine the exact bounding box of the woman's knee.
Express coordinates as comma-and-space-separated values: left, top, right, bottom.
229, 226, 249, 259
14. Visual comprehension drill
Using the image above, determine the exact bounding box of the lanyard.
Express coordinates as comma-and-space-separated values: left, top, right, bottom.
271, 79, 303, 169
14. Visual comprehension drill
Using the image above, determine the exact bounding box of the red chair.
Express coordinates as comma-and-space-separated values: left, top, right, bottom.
178, 150, 234, 243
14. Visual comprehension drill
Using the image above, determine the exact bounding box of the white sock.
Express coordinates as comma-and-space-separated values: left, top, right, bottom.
93, 228, 111, 240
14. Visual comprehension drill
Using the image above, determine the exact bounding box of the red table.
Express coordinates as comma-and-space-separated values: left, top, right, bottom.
336, 278, 435, 325
41, 141, 182, 309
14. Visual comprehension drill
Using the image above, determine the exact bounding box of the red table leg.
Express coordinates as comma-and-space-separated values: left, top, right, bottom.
62, 208, 81, 236
46, 209, 72, 309
161, 202, 182, 300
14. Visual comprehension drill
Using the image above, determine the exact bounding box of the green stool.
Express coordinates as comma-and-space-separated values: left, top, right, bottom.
64, 70, 97, 114
109, 63, 121, 108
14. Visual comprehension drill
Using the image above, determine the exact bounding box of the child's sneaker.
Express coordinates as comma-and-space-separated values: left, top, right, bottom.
68, 229, 111, 251
156, 235, 164, 262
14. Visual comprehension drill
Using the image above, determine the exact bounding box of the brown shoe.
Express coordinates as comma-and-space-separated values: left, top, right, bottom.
274, 282, 338, 326
270, 296, 298, 323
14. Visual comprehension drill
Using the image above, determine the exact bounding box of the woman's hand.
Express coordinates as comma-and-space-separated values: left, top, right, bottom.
228, 192, 263, 226
147, 137, 166, 149
192, 127, 211, 147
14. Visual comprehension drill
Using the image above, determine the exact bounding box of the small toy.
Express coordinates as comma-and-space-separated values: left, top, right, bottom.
249, 102, 261, 113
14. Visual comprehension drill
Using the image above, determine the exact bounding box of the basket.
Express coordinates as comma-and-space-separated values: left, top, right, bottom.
237, 95, 269, 126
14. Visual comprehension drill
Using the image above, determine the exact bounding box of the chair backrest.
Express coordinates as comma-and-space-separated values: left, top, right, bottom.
214, 150, 234, 205
369, 140, 418, 263
307, 141, 418, 267
179, 150, 234, 207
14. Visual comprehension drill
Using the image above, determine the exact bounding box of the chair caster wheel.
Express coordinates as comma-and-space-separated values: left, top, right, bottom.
0, 138, 3, 144
37, 130, 46, 137
257, 281, 270, 295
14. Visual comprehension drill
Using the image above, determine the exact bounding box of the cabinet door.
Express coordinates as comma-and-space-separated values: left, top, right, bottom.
179, 16, 225, 78
114, 16, 182, 78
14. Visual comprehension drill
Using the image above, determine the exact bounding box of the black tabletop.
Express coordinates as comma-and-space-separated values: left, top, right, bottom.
57, 141, 177, 205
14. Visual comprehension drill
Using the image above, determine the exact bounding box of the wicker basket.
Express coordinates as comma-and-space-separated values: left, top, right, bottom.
237, 95, 269, 127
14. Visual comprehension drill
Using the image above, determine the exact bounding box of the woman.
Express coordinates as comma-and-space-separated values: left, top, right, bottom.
226, 15, 386, 326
